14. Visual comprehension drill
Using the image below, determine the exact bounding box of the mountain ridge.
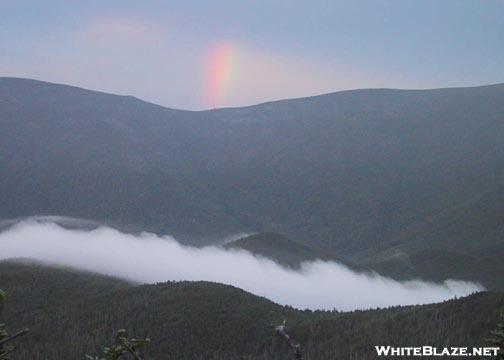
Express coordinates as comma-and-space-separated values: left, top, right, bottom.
1, 76, 504, 288
224, 232, 353, 270
1, 260, 503, 359
2, 76, 504, 112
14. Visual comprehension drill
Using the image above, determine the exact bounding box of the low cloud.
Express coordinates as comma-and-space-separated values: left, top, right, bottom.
0, 219, 483, 311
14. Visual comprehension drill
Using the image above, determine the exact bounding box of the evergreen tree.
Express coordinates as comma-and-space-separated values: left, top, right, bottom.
488, 313, 504, 360
0, 289, 8, 359
86, 329, 150, 360
0, 289, 28, 360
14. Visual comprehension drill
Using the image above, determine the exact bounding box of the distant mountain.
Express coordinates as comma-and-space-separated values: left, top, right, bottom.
224, 232, 351, 269
357, 245, 504, 291
2, 261, 503, 359
224, 232, 332, 265
225, 233, 504, 290
1, 77, 504, 286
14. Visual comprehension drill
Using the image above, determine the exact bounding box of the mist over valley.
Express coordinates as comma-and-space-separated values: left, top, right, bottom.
0, 218, 483, 311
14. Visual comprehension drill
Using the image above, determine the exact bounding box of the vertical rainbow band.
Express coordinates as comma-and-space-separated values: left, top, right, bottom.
204, 42, 234, 108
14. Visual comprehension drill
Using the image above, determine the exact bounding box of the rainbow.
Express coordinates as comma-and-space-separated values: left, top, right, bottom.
203, 42, 235, 108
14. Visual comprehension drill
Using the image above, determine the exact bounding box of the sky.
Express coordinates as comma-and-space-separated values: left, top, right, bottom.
1, 0, 503, 110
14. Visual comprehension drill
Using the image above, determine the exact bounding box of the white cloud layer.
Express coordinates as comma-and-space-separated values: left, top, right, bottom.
0, 219, 483, 311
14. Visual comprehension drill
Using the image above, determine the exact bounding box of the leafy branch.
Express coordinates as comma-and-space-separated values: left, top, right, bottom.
0, 289, 29, 360
86, 329, 150, 360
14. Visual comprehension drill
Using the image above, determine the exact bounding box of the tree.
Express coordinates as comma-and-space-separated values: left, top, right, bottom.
86, 329, 150, 360
488, 313, 504, 360
0, 289, 28, 360
274, 320, 303, 360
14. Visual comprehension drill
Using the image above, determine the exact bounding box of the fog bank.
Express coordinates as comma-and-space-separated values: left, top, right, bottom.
0, 220, 483, 311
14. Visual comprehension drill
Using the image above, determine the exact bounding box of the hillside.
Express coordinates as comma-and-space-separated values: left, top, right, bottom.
224, 233, 504, 290
1, 77, 504, 287
224, 232, 346, 268
1, 261, 503, 359
357, 245, 504, 291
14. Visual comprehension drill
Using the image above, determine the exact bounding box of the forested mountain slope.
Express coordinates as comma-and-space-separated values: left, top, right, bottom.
1, 261, 503, 359
226, 232, 504, 290
224, 232, 346, 268
1, 77, 504, 286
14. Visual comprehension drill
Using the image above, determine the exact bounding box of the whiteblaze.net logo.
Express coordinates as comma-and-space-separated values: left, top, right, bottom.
375, 346, 500, 357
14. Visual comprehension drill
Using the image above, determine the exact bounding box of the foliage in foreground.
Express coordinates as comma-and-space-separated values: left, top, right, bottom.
86, 329, 150, 360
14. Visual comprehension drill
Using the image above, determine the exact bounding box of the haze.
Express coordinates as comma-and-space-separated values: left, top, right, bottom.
1, 1, 503, 109
0, 219, 483, 311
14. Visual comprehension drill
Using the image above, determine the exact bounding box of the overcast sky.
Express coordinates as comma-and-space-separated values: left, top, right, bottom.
1, 0, 503, 109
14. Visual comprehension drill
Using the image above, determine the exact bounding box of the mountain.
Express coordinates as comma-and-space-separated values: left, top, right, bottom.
0, 78, 246, 242
357, 245, 504, 291
1, 261, 503, 359
1, 77, 504, 286
224, 232, 346, 268
225, 233, 504, 290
